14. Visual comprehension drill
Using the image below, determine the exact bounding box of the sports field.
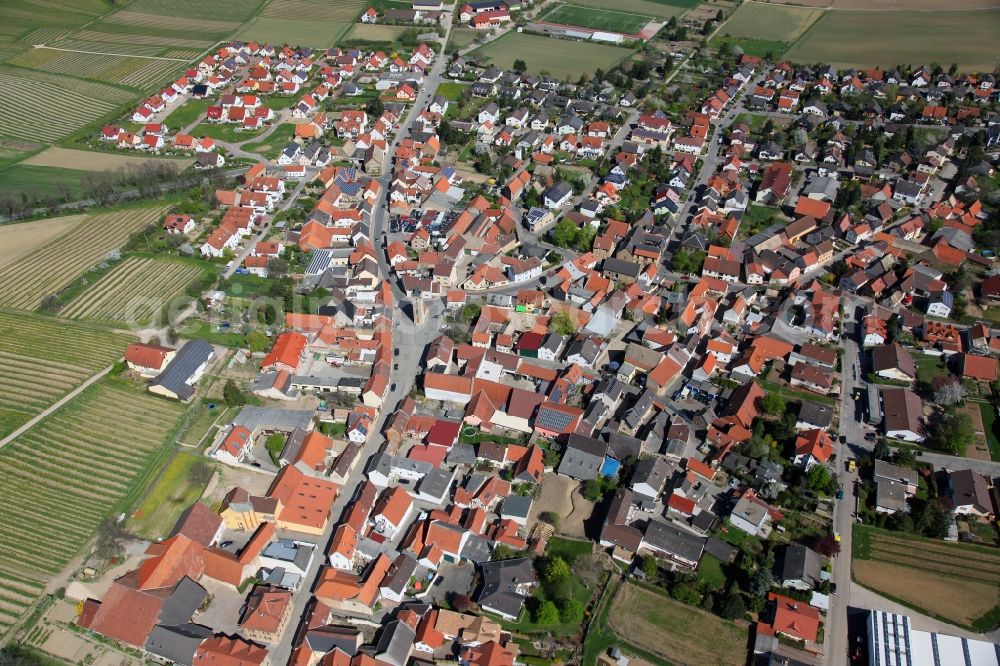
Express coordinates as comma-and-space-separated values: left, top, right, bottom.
471, 32, 634, 80
853, 525, 1000, 630
0, 204, 168, 311
608, 583, 748, 665
0, 309, 131, 439
784, 9, 1000, 70
540, 3, 654, 34
0, 380, 185, 634
62, 257, 203, 323
567, 0, 698, 19
717, 2, 823, 43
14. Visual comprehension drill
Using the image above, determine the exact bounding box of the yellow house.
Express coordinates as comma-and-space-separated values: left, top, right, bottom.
219, 487, 279, 532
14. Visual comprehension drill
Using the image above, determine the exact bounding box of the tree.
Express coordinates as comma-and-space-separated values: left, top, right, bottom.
934, 381, 967, 407
258, 302, 278, 326
930, 408, 974, 455
548, 311, 576, 336
548, 218, 579, 247
449, 592, 472, 612
543, 556, 571, 583
539, 511, 561, 530
512, 58, 527, 74
922, 500, 951, 539
534, 600, 560, 624
747, 567, 774, 596
760, 392, 786, 416
807, 463, 837, 495
815, 535, 841, 557
642, 555, 658, 579
459, 303, 481, 323
267, 257, 289, 279
872, 439, 892, 461
559, 599, 584, 623
365, 97, 384, 117
491, 544, 521, 560
223, 379, 248, 407
94, 517, 129, 561
717, 590, 746, 620
247, 331, 270, 353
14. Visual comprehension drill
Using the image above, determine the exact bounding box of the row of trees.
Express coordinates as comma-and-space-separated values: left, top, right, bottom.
0, 162, 227, 221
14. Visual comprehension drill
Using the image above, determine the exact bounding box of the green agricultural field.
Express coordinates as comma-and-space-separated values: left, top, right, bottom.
0, 165, 92, 199
0, 204, 170, 311
471, 32, 634, 80
566, 0, 697, 19
61, 256, 203, 324
0, 380, 185, 635
784, 9, 1000, 70
540, 3, 654, 35
0, 309, 131, 439
716, 2, 823, 43
237, 0, 368, 48
130, 452, 216, 539
236, 18, 353, 49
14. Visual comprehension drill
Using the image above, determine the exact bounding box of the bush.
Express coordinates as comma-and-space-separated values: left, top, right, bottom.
533, 600, 560, 624
223, 379, 248, 406
540, 511, 561, 530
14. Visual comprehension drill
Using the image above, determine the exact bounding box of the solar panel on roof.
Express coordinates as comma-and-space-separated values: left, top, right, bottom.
536, 406, 575, 431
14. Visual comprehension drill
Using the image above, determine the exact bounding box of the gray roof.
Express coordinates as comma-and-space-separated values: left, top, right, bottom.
381, 554, 418, 595
476, 558, 536, 617
602, 257, 641, 278
144, 623, 212, 666
232, 406, 314, 432
642, 520, 705, 564
374, 619, 415, 666
157, 577, 207, 626
630, 457, 671, 497
779, 543, 822, 588
873, 459, 918, 485
797, 400, 833, 428
500, 494, 533, 520
557, 433, 607, 480
460, 533, 492, 563
704, 536, 737, 562
876, 480, 908, 512
149, 339, 213, 400
416, 466, 454, 500
447, 442, 477, 466
261, 539, 314, 571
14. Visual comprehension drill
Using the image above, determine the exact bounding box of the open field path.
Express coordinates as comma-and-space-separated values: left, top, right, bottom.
29, 44, 190, 61
0, 364, 112, 448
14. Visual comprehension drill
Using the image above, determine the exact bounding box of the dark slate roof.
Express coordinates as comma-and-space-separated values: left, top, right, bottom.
149, 339, 213, 400
476, 558, 536, 617
144, 623, 212, 666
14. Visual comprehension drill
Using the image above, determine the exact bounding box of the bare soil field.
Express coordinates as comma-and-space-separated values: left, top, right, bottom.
854, 559, 998, 626
609, 583, 748, 665
0, 215, 86, 268
22, 147, 192, 172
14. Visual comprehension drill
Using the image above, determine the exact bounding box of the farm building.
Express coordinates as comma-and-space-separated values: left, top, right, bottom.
148, 339, 214, 401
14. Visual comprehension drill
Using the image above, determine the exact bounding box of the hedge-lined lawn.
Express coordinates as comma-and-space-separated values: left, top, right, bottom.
130, 452, 215, 539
